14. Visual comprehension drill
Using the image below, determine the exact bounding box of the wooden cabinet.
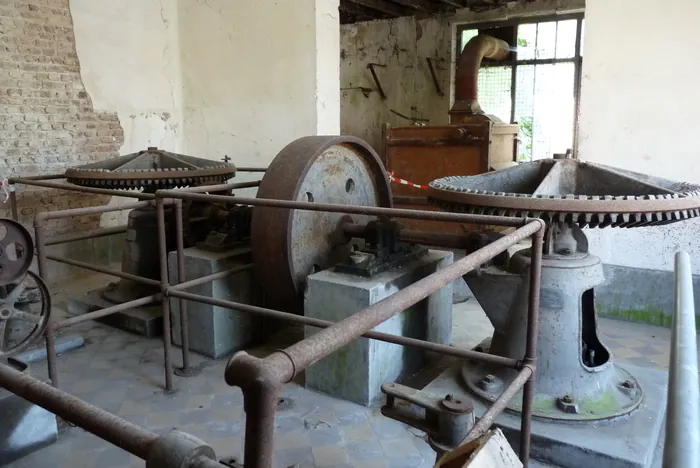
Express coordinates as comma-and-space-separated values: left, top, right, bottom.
385, 120, 518, 234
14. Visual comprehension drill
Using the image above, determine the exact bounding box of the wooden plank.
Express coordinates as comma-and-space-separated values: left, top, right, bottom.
345, 0, 412, 16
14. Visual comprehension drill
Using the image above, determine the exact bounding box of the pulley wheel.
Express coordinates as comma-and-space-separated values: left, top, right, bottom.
252, 136, 392, 312
0, 219, 34, 285
0, 271, 51, 358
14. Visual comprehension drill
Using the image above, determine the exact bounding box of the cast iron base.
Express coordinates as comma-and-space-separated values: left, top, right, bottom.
68, 289, 162, 338
423, 363, 666, 468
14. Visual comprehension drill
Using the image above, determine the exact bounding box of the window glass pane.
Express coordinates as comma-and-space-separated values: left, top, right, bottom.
460, 29, 479, 52
514, 63, 575, 161
555, 19, 577, 58
478, 66, 512, 123
516, 23, 536, 60
535, 21, 557, 59
580, 18, 585, 56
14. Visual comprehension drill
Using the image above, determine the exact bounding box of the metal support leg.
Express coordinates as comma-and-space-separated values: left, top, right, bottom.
173, 199, 193, 377
519, 227, 544, 466
156, 199, 174, 392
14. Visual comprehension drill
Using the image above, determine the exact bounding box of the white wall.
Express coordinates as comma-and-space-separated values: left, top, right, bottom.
578, 0, 700, 273
70, 0, 183, 153
340, 16, 452, 156
179, 0, 339, 178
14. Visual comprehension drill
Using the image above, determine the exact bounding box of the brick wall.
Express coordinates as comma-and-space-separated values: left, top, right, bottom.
0, 0, 125, 237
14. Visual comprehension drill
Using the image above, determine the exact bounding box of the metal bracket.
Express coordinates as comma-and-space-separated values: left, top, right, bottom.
426, 58, 444, 97
381, 382, 475, 456
367, 63, 387, 100
340, 87, 374, 98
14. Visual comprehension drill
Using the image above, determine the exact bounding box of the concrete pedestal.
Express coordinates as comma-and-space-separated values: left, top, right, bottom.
167, 246, 257, 358
304, 250, 453, 407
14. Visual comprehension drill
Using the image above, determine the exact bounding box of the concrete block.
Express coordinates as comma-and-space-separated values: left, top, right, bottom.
304, 250, 453, 407
167, 246, 257, 358
0, 359, 57, 466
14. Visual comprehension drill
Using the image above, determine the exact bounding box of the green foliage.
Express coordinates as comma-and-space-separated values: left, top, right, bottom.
518, 116, 533, 161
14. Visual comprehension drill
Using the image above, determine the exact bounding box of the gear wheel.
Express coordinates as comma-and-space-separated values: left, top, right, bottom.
65, 147, 236, 190
428, 158, 700, 228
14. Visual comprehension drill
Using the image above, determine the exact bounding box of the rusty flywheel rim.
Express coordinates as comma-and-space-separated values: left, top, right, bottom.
251, 136, 392, 313
428, 159, 700, 228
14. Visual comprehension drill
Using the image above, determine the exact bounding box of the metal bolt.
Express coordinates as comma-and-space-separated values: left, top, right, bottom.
562, 394, 574, 404
556, 394, 579, 414
483, 374, 496, 383
621, 380, 635, 389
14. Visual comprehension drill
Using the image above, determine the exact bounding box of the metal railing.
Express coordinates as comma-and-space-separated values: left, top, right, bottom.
663, 251, 700, 468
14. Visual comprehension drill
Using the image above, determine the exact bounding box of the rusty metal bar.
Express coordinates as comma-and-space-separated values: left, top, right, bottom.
224, 221, 544, 468
262, 221, 541, 383
173, 199, 191, 375
156, 190, 538, 228
235, 167, 267, 173
44, 254, 161, 287
463, 365, 534, 445
36, 200, 150, 222
343, 223, 470, 249
519, 227, 544, 466
8, 174, 65, 182
55, 294, 161, 331
175, 181, 261, 193
170, 264, 254, 292
170, 289, 519, 369
0, 362, 158, 459
33, 221, 59, 388
156, 198, 174, 392
9, 178, 155, 199
45, 225, 127, 246
9, 187, 18, 220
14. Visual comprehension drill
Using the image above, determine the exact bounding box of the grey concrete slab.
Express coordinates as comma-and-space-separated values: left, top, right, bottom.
305, 250, 454, 407
168, 246, 256, 359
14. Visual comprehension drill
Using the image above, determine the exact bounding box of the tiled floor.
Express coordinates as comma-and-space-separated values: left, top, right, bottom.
4, 273, 697, 468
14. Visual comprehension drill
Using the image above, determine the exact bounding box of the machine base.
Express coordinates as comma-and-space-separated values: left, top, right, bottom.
423, 364, 667, 468
68, 289, 162, 338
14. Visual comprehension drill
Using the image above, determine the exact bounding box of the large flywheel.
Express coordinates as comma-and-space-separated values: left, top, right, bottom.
251, 136, 392, 313
0, 219, 51, 358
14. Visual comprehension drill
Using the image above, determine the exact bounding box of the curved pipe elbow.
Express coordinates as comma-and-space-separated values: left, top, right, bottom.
452, 35, 511, 116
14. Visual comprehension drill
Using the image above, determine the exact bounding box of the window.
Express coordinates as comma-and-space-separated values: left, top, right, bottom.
457, 15, 584, 161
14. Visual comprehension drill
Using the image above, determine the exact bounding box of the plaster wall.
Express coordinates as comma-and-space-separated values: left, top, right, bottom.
179, 0, 340, 191
577, 0, 700, 274
70, 0, 183, 153
340, 15, 452, 158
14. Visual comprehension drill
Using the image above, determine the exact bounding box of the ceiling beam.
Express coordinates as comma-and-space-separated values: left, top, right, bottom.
388, 0, 443, 12
344, 0, 413, 17
435, 0, 466, 8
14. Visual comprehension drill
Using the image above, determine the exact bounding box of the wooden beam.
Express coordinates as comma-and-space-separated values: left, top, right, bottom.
388, 0, 443, 12
345, 0, 412, 16
435, 0, 466, 8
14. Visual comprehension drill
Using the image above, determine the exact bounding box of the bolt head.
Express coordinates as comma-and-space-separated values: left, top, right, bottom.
621, 380, 635, 389
483, 374, 496, 383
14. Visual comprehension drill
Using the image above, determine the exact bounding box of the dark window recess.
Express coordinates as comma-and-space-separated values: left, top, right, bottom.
581, 289, 609, 368
457, 14, 584, 162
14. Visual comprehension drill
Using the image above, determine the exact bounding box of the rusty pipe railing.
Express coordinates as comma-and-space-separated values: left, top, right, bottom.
451, 34, 510, 119
663, 251, 700, 468
0, 362, 224, 468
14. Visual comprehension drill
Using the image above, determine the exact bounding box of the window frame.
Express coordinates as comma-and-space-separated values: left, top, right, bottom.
455, 13, 585, 156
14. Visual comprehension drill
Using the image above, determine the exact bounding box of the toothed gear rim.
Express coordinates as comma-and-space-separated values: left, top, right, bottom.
427, 159, 700, 228
65, 147, 236, 190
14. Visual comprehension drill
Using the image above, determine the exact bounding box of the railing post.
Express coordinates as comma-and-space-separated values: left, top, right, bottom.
663, 251, 699, 468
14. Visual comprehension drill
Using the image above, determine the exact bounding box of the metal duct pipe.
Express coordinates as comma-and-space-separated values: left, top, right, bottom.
451, 34, 510, 119
663, 251, 700, 468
